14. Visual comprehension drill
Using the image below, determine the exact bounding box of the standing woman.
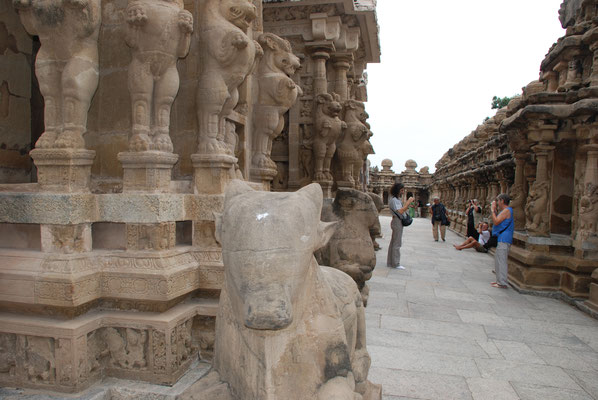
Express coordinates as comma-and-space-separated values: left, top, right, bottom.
387, 183, 414, 270
466, 199, 482, 241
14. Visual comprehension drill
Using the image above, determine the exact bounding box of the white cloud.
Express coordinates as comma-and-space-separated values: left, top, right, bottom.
365, 0, 565, 173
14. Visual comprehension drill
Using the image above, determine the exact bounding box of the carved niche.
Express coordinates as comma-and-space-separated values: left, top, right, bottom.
525, 180, 551, 236
252, 33, 302, 172
196, 0, 262, 156
13, 0, 101, 149
312, 93, 345, 182
125, 0, 193, 152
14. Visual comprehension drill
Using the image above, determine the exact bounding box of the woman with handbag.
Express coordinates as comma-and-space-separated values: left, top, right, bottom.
387, 183, 415, 270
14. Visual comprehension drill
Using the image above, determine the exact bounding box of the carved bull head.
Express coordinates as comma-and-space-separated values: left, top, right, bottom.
215, 180, 336, 330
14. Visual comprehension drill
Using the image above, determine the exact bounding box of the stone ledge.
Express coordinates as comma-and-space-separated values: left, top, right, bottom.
0, 248, 224, 307
0, 299, 218, 393
0, 192, 225, 224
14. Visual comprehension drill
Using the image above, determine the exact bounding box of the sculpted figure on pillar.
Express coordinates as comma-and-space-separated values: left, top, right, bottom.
579, 182, 598, 240
13, 0, 101, 149
525, 181, 551, 235
197, 0, 262, 156
201, 180, 381, 400
317, 188, 381, 305
336, 100, 369, 186
313, 93, 346, 181
125, 0, 193, 152
252, 33, 302, 170
509, 183, 527, 231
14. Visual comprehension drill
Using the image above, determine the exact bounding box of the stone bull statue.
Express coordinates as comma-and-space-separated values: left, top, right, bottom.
317, 188, 381, 306
182, 180, 381, 400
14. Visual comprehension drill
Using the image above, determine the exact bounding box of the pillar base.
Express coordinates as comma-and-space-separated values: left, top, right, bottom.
118, 151, 179, 193
191, 153, 237, 194
30, 149, 95, 193
249, 166, 277, 191
314, 179, 334, 199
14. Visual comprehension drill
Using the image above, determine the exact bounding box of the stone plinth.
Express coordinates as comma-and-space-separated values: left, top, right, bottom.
249, 166, 277, 190
0, 299, 218, 393
191, 154, 237, 195
118, 151, 179, 193
315, 180, 334, 199
30, 149, 95, 192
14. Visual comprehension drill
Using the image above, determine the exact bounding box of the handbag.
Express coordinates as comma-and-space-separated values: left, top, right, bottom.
392, 208, 413, 227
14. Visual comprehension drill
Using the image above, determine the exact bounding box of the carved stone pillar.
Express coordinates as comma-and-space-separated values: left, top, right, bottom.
511, 153, 528, 230
576, 144, 598, 243
591, 43, 598, 87
332, 54, 352, 101
554, 61, 569, 91
542, 70, 559, 92
526, 143, 555, 236
308, 45, 333, 95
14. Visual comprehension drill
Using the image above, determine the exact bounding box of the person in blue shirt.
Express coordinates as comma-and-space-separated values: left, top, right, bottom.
490, 193, 514, 289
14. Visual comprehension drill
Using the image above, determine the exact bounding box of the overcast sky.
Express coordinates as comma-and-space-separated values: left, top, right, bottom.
366, 0, 566, 173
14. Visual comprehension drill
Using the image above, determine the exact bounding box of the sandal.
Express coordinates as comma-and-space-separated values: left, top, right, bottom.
491, 282, 508, 289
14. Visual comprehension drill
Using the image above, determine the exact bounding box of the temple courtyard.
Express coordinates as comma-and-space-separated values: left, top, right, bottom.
367, 216, 598, 400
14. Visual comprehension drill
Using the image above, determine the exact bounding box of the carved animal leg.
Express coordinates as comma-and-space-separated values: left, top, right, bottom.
152, 66, 179, 153
34, 58, 63, 148
128, 59, 153, 151
197, 78, 228, 154
323, 144, 336, 181
313, 142, 326, 181
216, 89, 239, 155
252, 109, 278, 169
55, 54, 99, 149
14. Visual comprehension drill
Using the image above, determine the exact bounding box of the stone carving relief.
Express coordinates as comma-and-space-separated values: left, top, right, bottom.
197, 0, 262, 156
525, 181, 550, 236
0, 333, 16, 377
18, 336, 56, 383
171, 320, 194, 369
579, 182, 598, 240
126, 222, 176, 251
313, 93, 345, 182
336, 100, 369, 186
102, 327, 148, 370
124, 0, 193, 152
510, 183, 527, 231
367, 192, 384, 251
13, 0, 101, 149
200, 180, 380, 399
317, 188, 380, 305
252, 33, 302, 170
299, 125, 313, 182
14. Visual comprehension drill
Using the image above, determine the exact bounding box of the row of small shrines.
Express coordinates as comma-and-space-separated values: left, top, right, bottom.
369, 0, 598, 316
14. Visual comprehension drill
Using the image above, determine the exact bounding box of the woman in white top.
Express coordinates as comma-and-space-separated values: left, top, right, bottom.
453, 222, 490, 252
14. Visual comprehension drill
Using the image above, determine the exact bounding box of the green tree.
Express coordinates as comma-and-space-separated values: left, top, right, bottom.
491, 95, 512, 109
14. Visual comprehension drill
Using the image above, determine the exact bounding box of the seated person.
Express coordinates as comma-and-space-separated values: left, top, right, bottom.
453, 222, 491, 252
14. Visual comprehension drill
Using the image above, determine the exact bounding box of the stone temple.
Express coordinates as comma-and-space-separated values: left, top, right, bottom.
0, 0, 382, 397
368, 0, 598, 318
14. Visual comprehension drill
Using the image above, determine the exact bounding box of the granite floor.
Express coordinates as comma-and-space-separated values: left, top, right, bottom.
367, 216, 598, 400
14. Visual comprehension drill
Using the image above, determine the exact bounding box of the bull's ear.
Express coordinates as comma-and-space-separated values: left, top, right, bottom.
213, 212, 223, 245
297, 183, 323, 212
225, 179, 254, 200
316, 221, 338, 250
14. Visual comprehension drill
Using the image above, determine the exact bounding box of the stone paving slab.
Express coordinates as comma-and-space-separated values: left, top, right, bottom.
368, 216, 598, 400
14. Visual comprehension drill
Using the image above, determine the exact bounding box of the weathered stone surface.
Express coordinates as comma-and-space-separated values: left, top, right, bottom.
185, 180, 380, 399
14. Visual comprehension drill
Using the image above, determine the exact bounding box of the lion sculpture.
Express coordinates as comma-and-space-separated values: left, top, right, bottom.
252, 33, 302, 171
13, 0, 101, 149
124, 0, 193, 152
313, 93, 346, 182
197, 0, 262, 155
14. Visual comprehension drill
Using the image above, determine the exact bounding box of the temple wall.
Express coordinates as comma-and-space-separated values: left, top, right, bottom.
429, 0, 598, 312
0, 0, 34, 183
